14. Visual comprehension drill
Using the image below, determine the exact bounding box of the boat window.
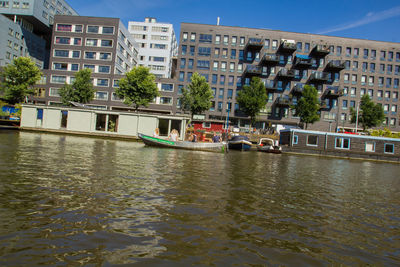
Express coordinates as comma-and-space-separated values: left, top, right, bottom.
96, 114, 107, 131
384, 143, 394, 154
307, 135, 318, 146
335, 137, 350, 149
365, 141, 375, 152
171, 120, 182, 135
61, 110, 68, 128
158, 119, 169, 136
293, 135, 298, 145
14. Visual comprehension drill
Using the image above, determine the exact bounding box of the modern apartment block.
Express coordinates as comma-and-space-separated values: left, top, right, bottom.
128, 17, 178, 79
32, 15, 178, 114
0, 0, 77, 68
175, 23, 400, 132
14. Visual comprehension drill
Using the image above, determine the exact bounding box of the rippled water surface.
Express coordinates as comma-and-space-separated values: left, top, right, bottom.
0, 130, 399, 266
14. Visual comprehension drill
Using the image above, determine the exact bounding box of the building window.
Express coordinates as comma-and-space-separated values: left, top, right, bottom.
384, 144, 394, 154
86, 39, 98, 46
54, 50, 69, 57
335, 137, 350, 149
199, 34, 212, 43
98, 66, 110, 73
99, 52, 111, 60
97, 79, 109, 87
101, 40, 113, 47
307, 135, 318, 146
102, 27, 114, 34
87, 25, 99, 33
55, 37, 70, 44
161, 83, 174, 92
365, 142, 375, 152
160, 97, 172, 105
94, 91, 108, 100
56, 24, 72, 32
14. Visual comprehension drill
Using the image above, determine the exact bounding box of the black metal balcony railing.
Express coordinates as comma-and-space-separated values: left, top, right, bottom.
293, 55, 312, 68
277, 69, 295, 79
244, 65, 262, 75
309, 71, 329, 82
292, 83, 304, 94
279, 41, 296, 54
325, 60, 346, 71
311, 44, 330, 57
275, 96, 292, 106
245, 38, 263, 51
323, 86, 344, 98
259, 53, 279, 65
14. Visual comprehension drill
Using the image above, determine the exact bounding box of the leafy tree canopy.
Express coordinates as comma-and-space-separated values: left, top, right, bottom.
116, 66, 159, 111
350, 94, 384, 131
236, 76, 267, 127
59, 68, 94, 105
0, 57, 42, 104
181, 72, 213, 117
294, 85, 320, 129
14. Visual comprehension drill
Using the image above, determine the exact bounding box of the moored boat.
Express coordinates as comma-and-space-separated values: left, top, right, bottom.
228, 135, 252, 151
138, 133, 227, 153
257, 138, 282, 154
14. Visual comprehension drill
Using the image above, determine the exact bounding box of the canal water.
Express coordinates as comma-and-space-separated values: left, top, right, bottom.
0, 130, 399, 266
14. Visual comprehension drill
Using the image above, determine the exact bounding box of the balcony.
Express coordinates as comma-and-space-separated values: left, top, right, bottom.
264, 81, 277, 91
309, 71, 329, 82
322, 86, 344, 98
244, 65, 262, 76
325, 60, 346, 71
275, 96, 292, 106
259, 53, 279, 66
292, 83, 304, 94
245, 38, 263, 51
277, 68, 295, 80
311, 44, 330, 57
319, 102, 329, 110
279, 41, 296, 54
293, 55, 312, 68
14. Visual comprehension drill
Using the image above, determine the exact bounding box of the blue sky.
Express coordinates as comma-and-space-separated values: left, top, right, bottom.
68, 0, 400, 43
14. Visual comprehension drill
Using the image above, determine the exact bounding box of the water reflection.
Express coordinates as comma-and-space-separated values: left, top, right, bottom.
0, 131, 399, 265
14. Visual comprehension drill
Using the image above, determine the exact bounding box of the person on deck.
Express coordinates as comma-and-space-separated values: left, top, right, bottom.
153, 128, 159, 137
212, 132, 221, 143
169, 129, 179, 141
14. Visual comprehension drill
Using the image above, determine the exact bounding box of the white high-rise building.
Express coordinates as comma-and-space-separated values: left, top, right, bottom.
128, 17, 178, 78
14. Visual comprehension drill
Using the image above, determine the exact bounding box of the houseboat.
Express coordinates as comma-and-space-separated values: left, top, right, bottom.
280, 129, 400, 163
20, 104, 189, 140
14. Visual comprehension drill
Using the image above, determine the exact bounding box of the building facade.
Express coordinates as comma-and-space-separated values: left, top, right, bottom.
31, 15, 179, 115
174, 23, 400, 132
0, 0, 77, 68
128, 17, 178, 79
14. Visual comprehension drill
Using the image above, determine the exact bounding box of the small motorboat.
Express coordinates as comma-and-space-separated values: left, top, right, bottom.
138, 133, 227, 153
257, 138, 282, 153
228, 135, 252, 151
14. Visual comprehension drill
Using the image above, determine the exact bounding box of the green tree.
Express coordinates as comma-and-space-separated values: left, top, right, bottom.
294, 85, 320, 129
59, 68, 94, 105
0, 57, 42, 104
181, 72, 213, 118
236, 76, 267, 127
350, 94, 384, 131
115, 66, 159, 111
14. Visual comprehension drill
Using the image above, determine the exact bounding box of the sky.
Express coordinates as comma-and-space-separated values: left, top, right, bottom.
67, 0, 400, 43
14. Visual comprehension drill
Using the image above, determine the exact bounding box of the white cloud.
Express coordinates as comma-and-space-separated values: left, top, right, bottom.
317, 5, 400, 34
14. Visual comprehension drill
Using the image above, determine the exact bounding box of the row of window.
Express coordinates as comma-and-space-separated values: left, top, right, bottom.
0, 1, 29, 9
49, 88, 174, 105
131, 34, 169, 41
130, 25, 169, 33
55, 36, 113, 47
53, 50, 113, 61
343, 74, 399, 88
56, 24, 114, 34
52, 62, 111, 73
182, 32, 400, 62
344, 61, 400, 75
298, 135, 396, 154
